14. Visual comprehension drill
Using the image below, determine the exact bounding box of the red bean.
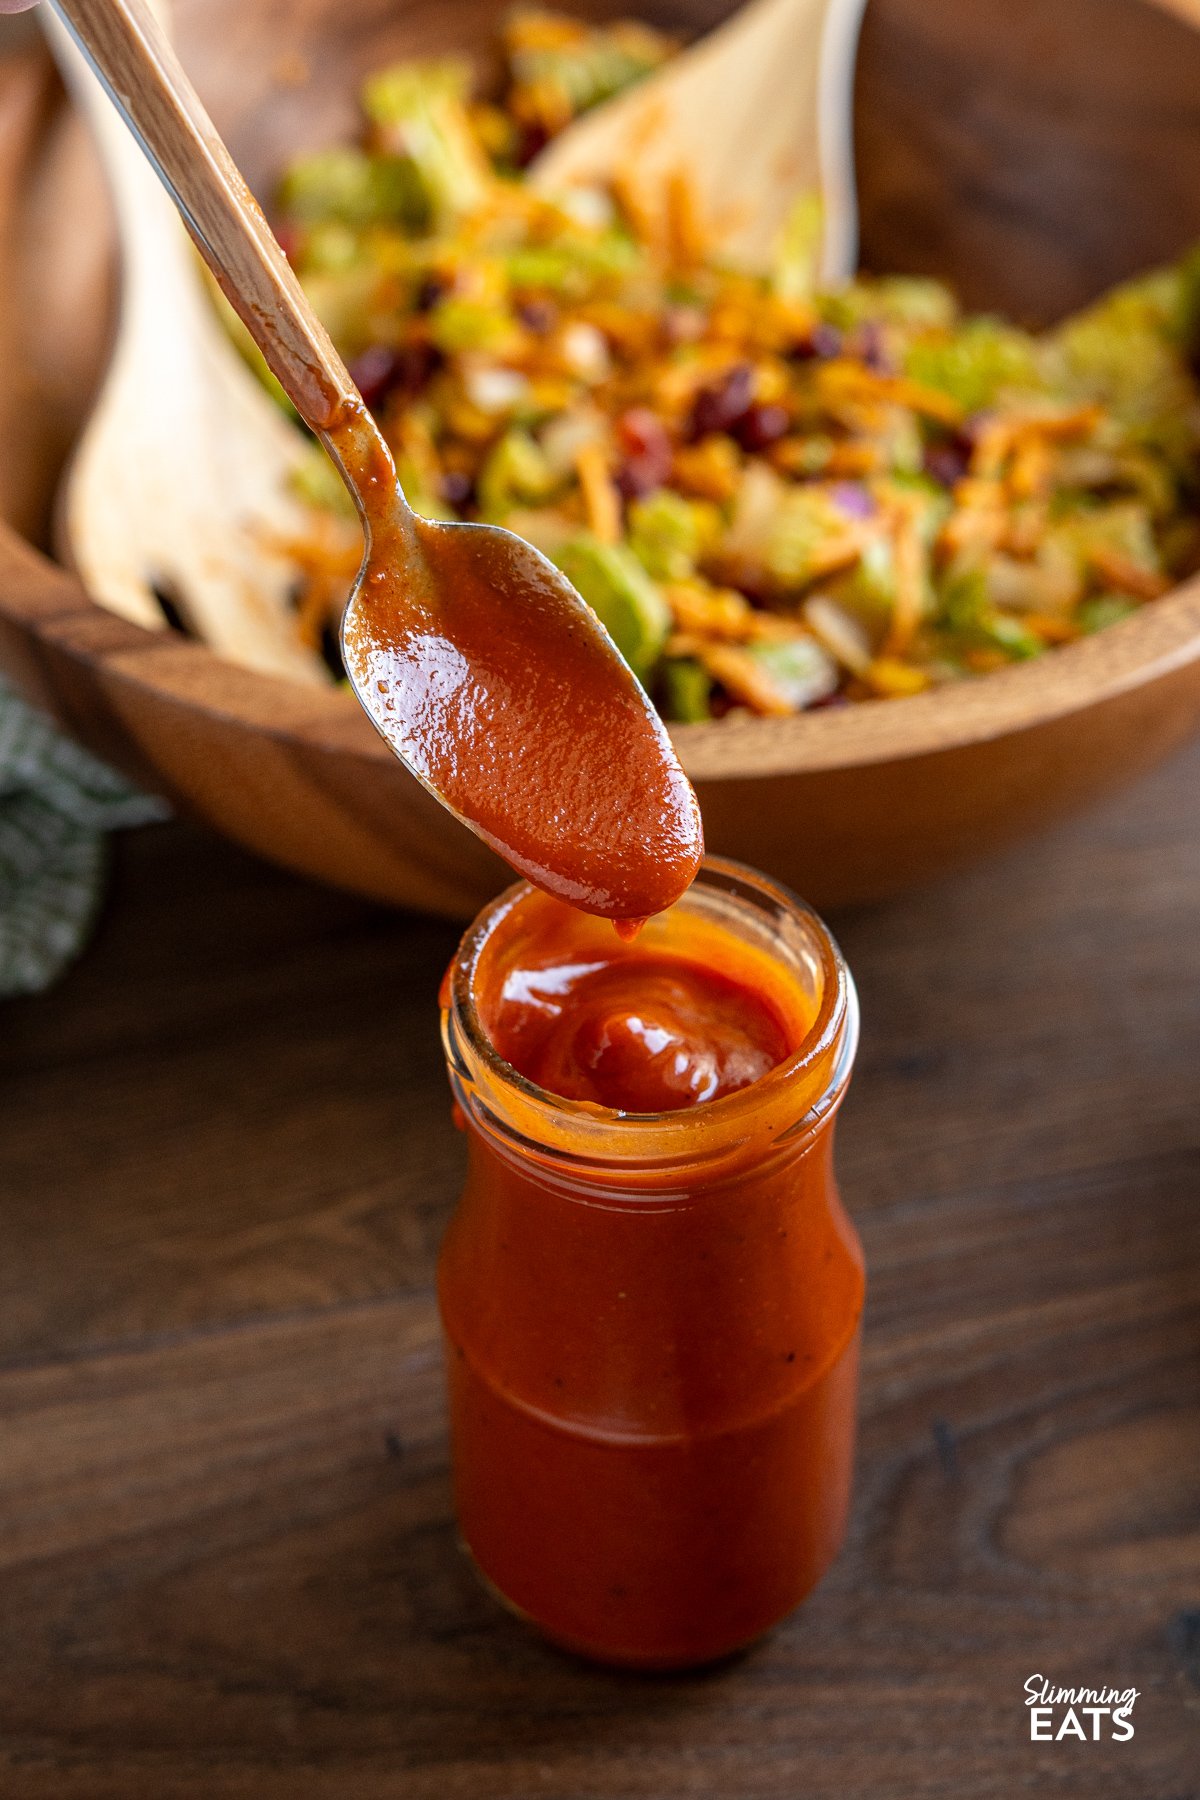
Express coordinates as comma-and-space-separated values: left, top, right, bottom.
734, 403, 790, 452
615, 408, 674, 498
923, 434, 972, 488
791, 322, 843, 362
851, 320, 892, 373
689, 363, 754, 440
349, 345, 404, 409
349, 342, 441, 412
516, 297, 558, 335
440, 470, 475, 510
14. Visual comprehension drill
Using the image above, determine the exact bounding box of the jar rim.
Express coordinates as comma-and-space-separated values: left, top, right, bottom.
443, 857, 857, 1173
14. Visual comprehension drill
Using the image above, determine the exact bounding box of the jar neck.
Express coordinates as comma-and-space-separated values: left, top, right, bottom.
441, 859, 858, 1201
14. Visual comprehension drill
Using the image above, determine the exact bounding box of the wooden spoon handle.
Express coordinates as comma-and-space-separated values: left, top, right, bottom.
47, 0, 355, 436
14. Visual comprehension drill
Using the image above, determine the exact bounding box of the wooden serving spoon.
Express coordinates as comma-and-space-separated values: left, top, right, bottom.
45, 0, 702, 922
529, 0, 869, 281
42, 0, 327, 684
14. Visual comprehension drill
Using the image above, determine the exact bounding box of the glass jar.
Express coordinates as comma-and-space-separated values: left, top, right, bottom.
438, 859, 863, 1669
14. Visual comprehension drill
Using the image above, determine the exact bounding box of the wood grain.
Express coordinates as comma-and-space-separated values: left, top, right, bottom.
4, 0, 1200, 916
1, 739, 1197, 1796
855, 0, 1200, 322
0, 40, 114, 547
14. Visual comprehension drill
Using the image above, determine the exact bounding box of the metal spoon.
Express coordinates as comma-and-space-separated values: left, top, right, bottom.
46, 0, 703, 920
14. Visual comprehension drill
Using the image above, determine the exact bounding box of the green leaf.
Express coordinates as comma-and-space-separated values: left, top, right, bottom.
661, 658, 714, 722
279, 148, 422, 228
903, 318, 1042, 414
746, 636, 839, 708
361, 59, 490, 229
627, 490, 714, 581
1077, 593, 1139, 634
478, 429, 559, 519
553, 534, 670, 679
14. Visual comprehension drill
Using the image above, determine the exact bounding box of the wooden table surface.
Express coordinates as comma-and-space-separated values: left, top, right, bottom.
1, 743, 1198, 1799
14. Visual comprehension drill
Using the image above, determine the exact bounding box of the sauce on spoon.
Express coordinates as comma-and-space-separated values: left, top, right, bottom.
332, 406, 703, 923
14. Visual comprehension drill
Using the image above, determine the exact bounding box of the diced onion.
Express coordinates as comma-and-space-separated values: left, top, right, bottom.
802, 595, 874, 675
464, 365, 529, 413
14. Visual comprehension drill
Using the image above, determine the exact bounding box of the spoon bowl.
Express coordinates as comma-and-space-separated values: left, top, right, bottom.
333, 420, 703, 919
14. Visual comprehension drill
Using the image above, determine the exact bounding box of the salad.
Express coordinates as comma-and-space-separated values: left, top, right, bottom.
260, 7, 1200, 721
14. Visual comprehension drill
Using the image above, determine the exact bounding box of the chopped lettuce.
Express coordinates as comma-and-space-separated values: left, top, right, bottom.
278, 148, 421, 229
837, 533, 896, 619
627, 489, 715, 581
362, 59, 490, 229
1050, 278, 1200, 469
745, 636, 839, 708
937, 566, 1045, 660
478, 428, 559, 518
1050, 500, 1163, 584
1077, 593, 1140, 633
662, 657, 714, 722
396, 464, 452, 520
727, 475, 859, 592
903, 317, 1043, 414
507, 15, 673, 125
553, 534, 670, 678
823, 275, 957, 333
1176, 244, 1200, 364
503, 231, 639, 297
300, 221, 364, 274
869, 277, 958, 331
879, 408, 925, 477
429, 297, 516, 355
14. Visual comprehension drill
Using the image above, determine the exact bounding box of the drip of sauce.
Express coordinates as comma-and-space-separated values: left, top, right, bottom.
476, 890, 806, 1113
330, 408, 704, 923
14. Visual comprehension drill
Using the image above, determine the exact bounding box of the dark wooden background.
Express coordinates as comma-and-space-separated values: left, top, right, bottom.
1, 739, 1198, 1798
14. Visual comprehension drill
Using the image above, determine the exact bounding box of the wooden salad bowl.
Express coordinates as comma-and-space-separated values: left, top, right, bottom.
3, 0, 1200, 917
